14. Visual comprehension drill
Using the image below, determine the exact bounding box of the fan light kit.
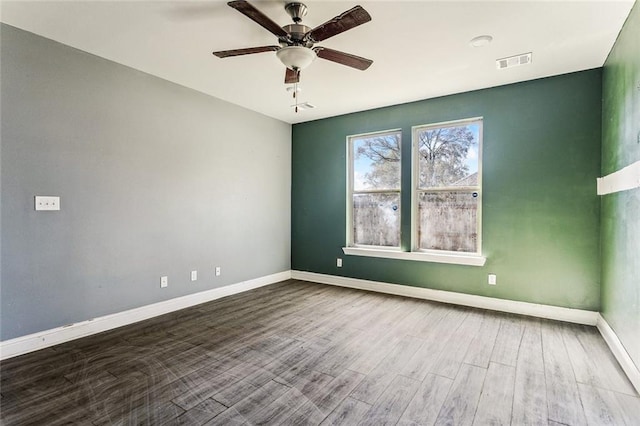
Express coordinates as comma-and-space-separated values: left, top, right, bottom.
276, 46, 316, 71
212, 1, 373, 87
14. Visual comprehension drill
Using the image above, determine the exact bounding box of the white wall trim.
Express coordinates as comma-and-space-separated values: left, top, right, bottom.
0, 270, 292, 361
597, 160, 640, 195
596, 314, 640, 394
291, 270, 598, 325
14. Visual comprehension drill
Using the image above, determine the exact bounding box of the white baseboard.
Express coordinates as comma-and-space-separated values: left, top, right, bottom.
0, 270, 292, 361
291, 270, 599, 326
596, 314, 640, 395
5, 270, 637, 395
293, 271, 639, 394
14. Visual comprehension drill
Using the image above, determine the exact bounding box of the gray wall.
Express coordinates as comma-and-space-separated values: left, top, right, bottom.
1, 24, 291, 341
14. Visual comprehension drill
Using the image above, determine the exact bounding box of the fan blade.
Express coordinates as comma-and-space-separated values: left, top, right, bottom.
285, 68, 300, 84
213, 45, 279, 58
228, 1, 287, 38
306, 5, 371, 43
313, 47, 373, 70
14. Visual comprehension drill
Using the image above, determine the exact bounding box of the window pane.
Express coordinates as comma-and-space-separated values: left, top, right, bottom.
353, 133, 401, 191
418, 191, 478, 252
416, 123, 479, 188
353, 193, 400, 247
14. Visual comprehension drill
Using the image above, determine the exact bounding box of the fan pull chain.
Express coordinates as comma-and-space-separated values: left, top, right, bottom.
294, 82, 299, 113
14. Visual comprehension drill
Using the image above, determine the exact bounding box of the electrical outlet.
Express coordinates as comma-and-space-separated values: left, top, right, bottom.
488, 274, 497, 285
35, 196, 60, 211
191, 270, 197, 281
160, 276, 168, 288
337, 258, 343, 267
215, 266, 221, 276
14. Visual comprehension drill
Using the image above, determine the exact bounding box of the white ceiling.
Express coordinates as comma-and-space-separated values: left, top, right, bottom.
1, 1, 634, 124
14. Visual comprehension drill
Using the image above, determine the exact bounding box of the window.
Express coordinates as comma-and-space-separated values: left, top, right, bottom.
347, 130, 401, 248
413, 118, 482, 255
344, 118, 484, 266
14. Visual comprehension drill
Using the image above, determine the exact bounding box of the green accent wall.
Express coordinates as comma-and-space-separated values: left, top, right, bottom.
601, 2, 640, 370
292, 70, 602, 310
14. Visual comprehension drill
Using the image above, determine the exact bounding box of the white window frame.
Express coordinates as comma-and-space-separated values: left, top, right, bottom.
342, 120, 486, 267
412, 117, 484, 257
346, 129, 402, 250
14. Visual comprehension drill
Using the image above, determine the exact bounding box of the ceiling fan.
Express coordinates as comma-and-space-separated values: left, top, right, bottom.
212, 1, 373, 84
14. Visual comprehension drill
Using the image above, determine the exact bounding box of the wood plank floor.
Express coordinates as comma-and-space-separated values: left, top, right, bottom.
1, 279, 638, 425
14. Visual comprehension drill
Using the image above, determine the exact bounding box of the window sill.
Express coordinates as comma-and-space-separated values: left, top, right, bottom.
341, 247, 486, 266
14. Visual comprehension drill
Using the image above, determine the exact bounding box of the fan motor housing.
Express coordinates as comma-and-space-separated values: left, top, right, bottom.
281, 24, 313, 47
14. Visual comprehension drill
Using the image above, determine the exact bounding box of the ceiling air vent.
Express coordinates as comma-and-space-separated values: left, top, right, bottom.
291, 102, 316, 111
496, 52, 532, 70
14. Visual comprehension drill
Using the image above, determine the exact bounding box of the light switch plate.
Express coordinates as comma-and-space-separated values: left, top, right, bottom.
35, 196, 60, 211
191, 270, 198, 281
